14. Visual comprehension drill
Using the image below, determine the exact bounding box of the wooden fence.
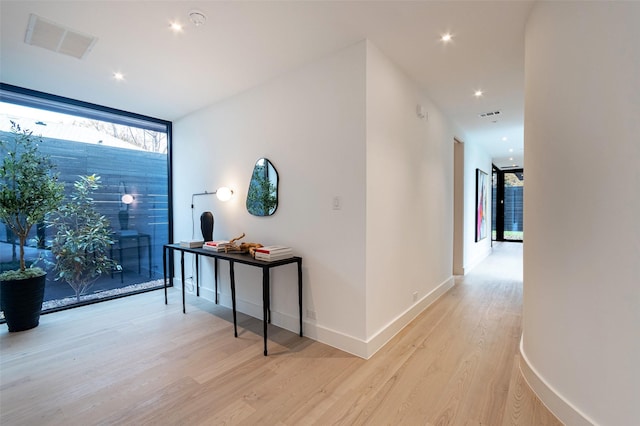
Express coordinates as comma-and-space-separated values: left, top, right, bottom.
1, 131, 169, 279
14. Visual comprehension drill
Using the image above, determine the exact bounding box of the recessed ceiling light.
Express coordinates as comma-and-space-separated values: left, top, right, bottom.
474, 90, 483, 97
441, 33, 453, 42
509, 148, 514, 152
113, 72, 124, 81
509, 157, 514, 161
502, 136, 508, 141
170, 21, 183, 32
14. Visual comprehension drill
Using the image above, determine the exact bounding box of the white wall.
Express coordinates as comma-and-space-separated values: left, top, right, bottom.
364, 42, 455, 356
462, 141, 492, 273
523, 2, 640, 424
174, 41, 369, 353
173, 39, 459, 358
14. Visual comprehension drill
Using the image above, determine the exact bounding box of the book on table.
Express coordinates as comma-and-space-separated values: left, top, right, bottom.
254, 245, 293, 255
255, 252, 294, 261
180, 240, 204, 248
202, 240, 230, 251
254, 245, 294, 261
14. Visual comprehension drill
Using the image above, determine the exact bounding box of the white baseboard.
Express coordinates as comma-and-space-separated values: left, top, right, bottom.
363, 276, 455, 359
301, 276, 455, 359
519, 338, 596, 426
175, 276, 455, 360
463, 246, 492, 274
195, 284, 216, 302
300, 322, 369, 358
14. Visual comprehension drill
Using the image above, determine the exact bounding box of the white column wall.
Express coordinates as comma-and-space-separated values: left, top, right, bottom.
364, 41, 455, 356
523, 2, 640, 424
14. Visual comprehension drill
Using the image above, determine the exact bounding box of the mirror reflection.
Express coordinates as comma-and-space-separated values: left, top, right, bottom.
246, 158, 278, 216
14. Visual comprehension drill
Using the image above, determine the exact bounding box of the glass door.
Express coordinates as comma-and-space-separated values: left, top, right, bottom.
492, 166, 499, 241
492, 167, 523, 242
503, 170, 523, 241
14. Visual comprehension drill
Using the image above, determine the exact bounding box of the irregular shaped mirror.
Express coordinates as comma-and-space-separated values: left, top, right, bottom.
246, 158, 278, 216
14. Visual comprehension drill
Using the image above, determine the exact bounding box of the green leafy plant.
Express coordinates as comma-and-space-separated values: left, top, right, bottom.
49, 174, 118, 301
0, 121, 64, 279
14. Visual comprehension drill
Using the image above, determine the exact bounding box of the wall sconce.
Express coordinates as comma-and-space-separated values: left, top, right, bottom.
214, 186, 233, 202
191, 186, 235, 242
191, 187, 234, 207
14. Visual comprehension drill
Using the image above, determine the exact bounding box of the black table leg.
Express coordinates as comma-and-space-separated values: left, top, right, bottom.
163, 246, 167, 305
230, 261, 237, 337
214, 258, 219, 304
180, 251, 185, 314
266, 268, 271, 324
195, 254, 200, 297
298, 259, 303, 337
262, 267, 269, 356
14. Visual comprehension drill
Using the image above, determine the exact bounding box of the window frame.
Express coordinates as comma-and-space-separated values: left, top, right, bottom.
0, 83, 174, 313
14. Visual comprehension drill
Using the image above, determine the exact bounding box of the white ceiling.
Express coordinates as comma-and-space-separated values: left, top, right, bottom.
0, 1, 533, 169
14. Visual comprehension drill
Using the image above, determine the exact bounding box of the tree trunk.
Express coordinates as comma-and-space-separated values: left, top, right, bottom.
19, 235, 26, 271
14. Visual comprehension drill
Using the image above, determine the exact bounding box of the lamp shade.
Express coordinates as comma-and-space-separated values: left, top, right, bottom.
216, 187, 233, 202
121, 194, 134, 204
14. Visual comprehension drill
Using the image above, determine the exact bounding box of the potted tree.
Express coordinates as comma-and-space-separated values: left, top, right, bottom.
0, 121, 64, 332
49, 174, 118, 302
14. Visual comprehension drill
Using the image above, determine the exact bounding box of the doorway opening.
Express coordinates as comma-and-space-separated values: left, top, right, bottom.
492, 166, 523, 242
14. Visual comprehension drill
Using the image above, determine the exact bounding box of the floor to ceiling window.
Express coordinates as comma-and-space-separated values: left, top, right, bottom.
0, 84, 171, 314
492, 166, 524, 242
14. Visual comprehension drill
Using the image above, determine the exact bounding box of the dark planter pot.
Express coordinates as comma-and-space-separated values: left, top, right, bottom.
0, 273, 46, 332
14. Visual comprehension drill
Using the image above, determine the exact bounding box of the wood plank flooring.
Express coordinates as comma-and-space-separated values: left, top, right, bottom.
0, 243, 561, 425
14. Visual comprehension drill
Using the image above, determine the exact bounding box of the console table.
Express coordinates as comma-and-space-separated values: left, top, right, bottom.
162, 243, 302, 356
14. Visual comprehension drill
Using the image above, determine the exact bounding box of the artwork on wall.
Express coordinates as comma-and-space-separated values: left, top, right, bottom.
476, 168, 488, 242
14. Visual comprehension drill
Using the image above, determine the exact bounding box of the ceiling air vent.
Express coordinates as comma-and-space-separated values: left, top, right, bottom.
24, 14, 98, 60
478, 110, 501, 118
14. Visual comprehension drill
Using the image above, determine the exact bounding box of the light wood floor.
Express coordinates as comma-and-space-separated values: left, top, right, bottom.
0, 243, 560, 425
